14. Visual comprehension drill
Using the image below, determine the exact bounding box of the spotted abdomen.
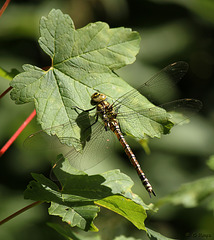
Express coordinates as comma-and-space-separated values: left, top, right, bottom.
109, 120, 155, 197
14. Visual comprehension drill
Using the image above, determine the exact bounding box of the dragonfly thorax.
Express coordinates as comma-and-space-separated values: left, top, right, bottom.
91, 92, 107, 105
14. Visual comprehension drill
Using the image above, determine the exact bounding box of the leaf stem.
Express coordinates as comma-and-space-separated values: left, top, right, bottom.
0, 109, 37, 157
0, 201, 42, 225
0, 86, 13, 99
0, 0, 10, 17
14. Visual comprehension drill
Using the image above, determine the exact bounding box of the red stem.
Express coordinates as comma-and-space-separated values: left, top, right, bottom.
0, 201, 42, 225
0, 0, 11, 17
0, 86, 13, 99
0, 109, 37, 157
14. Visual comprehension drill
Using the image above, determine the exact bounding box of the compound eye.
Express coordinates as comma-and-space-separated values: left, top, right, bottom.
91, 92, 99, 99
91, 92, 100, 103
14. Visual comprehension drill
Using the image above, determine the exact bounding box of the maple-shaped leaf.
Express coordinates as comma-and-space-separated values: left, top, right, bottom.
10, 9, 145, 140
10, 9, 174, 145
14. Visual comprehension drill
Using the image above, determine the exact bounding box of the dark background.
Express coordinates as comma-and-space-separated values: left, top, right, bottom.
0, 0, 214, 239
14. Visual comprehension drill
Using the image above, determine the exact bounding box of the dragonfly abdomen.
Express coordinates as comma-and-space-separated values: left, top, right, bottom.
92, 92, 155, 196
110, 120, 156, 197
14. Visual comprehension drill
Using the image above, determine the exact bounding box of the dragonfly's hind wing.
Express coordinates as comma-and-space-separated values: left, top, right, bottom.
116, 98, 202, 140
137, 61, 189, 104
110, 62, 200, 139
160, 98, 203, 125
117, 106, 172, 139
23, 122, 73, 151
113, 61, 189, 109
118, 98, 202, 123
24, 110, 95, 151
51, 120, 115, 179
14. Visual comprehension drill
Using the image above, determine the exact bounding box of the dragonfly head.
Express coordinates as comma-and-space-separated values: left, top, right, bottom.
91, 92, 107, 105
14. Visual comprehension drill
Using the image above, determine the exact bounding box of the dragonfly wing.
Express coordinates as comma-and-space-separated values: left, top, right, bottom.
109, 62, 201, 139
113, 61, 189, 109
117, 106, 171, 139
51, 120, 115, 178
159, 98, 203, 125
118, 98, 202, 123
137, 61, 189, 104
23, 124, 72, 151
116, 98, 202, 140
24, 110, 96, 151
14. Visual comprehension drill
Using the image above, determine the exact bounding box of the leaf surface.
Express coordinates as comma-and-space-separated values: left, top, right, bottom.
95, 195, 147, 230
24, 156, 151, 231
10, 9, 172, 144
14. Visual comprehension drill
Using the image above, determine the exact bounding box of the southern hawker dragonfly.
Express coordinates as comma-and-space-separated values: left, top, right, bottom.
25, 61, 202, 197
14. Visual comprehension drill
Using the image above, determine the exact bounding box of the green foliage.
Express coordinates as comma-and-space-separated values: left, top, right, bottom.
5, 9, 174, 239
1, 2, 214, 239
96, 196, 147, 230
10, 9, 173, 148
24, 155, 150, 232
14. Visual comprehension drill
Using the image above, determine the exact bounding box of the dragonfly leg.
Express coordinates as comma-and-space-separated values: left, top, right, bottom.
90, 114, 99, 127
71, 106, 96, 113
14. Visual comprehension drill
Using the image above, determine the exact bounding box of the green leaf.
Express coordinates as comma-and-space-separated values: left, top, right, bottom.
156, 176, 214, 209
146, 227, 177, 240
0, 67, 19, 80
53, 154, 153, 212
10, 9, 172, 145
24, 173, 61, 202
24, 156, 151, 232
95, 195, 147, 231
49, 202, 99, 232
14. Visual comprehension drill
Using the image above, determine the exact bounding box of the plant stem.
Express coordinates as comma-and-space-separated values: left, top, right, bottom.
0, 0, 10, 17
0, 86, 13, 99
0, 201, 42, 225
0, 109, 37, 157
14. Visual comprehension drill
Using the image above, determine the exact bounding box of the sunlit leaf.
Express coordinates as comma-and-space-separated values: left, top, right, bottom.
96, 195, 147, 231
24, 155, 151, 231
10, 9, 173, 146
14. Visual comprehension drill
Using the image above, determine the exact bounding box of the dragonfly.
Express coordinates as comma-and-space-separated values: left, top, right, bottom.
25, 61, 202, 197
